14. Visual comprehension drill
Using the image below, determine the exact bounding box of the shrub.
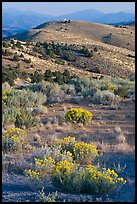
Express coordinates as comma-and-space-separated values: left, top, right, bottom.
57, 136, 76, 153
31, 71, 44, 83
64, 108, 93, 125
44, 70, 53, 80
24, 138, 126, 196
129, 75, 135, 82
39, 187, 60, 202
2, 49, 12, 56
2, 89, 12, 106
92, 90, 121, 105
15, 111, 40, 129
80, 47, 93, 57
13, 54, 20, 61
101, 83, 117, 91
24, 145, 74, 183
24, 58, 31, 63
56, 136, 98, 164
24, 156, 55, 179
2, 82, 11, 92
52, 160, 76, 190
2, 127, 26, 153
27, 144, 73, 165
61, 84, 76, 95
2, 88, 46, 128
2, 66, 18, 85
29, 81, 63, 103
2, 107, 21, 127
16, 41, 23, 49
2, 41, 10, 48
6, 89, 46, 108
20, 53, 24, 58
114, 86, 134, 98
52, 163, 126, 195
94, 47, 98, 52
83, 165, 126, 195
73, 141, 98, 164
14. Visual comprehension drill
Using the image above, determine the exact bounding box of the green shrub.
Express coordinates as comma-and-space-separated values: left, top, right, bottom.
2, 66, 18, 85
92, 90, 121, 105
2, 107, 21, 127
2, 82, 11, 92
114, 86, 132, 98
15, 111, 40, 129
20, 53, 24, 58
2, 49, 12, 56
39, 187, 60, 202
31, 71, 44, 83
6, 89, 46, 108
52, 163, 126, 195
13, 54, 20, 62
94, 47, 98, 52
2, 127, 26, 153
61, 84, 76, 95
80, 47, 93, 57
24, 58, 31, 63
64, 108, 93, 125
16, 41, 23, 49
2, 41, 9, 48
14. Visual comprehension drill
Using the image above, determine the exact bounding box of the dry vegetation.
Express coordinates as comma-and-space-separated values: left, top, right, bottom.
2, 20, 135, 202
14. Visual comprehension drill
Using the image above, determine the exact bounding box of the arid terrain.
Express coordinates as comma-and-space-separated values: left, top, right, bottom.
2, 20, 135, 202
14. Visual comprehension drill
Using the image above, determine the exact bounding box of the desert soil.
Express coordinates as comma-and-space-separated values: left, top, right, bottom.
2, 99, 135, 202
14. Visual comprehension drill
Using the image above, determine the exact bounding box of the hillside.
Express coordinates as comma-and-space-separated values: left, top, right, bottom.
13, 20, 135, 51
3, 20, 135, 79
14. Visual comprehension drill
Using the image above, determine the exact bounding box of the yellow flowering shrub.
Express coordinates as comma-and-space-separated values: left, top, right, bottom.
64, 108, 93, 125
73, 141, 98, 164
23, 137, 126, 195
34, 156, 55, 176
52, 162, 126, 195
24, 169, 42, 180
54, 136, 98, 164
52, 160, 77, 190
2, 90, 12, 106
53, 160, 74, 175
24, 156, 55, 180
58, 136, 76, 153
2, 127, 26, 152
102, 83, 117, 91
84, 165, 126, 195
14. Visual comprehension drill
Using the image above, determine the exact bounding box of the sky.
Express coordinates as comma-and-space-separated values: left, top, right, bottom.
2, 2, 135, 16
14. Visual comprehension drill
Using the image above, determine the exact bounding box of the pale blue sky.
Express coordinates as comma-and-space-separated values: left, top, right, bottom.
2, 2, 135, 16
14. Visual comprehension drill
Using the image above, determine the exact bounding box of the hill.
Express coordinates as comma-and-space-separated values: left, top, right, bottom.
12, 20, 135, 51
3, 20, 135, 79
94, 11, 135, 24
